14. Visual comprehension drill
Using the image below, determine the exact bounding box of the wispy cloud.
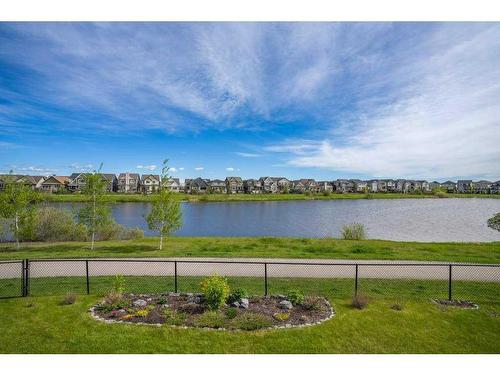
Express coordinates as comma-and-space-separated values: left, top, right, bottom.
169, 167, 177, 172
67, 163, 93, 172
15, 165, 56, 174
235, 152, 261, 158
194, 167, 204, 171
226, 167, 235, 171
136, 165, 157, 171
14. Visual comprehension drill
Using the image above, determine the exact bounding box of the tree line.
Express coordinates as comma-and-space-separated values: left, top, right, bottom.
0, 160, 182, 250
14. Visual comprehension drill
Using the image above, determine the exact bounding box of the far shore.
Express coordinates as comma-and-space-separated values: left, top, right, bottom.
42, 192, 500, 203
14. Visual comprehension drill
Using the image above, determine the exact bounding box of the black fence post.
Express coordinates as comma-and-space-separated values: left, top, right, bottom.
174, 261, 178, 293
264, 263, 268, 296
448, 264, 452, 301
21, 260, 25, 297
354, 264, 359, 297
86, 260, 90, 295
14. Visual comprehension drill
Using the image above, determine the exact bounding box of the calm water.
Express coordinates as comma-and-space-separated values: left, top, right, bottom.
49, 199, 500, 242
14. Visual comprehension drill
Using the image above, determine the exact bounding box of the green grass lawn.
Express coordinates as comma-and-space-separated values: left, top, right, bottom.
43, 192, 500, 203
0, 290, 498, 353
1, 237, 499, 263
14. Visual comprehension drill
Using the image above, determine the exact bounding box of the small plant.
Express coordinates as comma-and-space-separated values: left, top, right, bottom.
225, 307, 238, 319
200, 274, 230, 310
193, 311, 227, 328
157, 297, 168, 305
391, 303, 404, 311
273, 312, 290, 321
98, 291, 129, 312
286, 289, 304, 305
351, 293, 369, 310
134, 309, 149, 317
227, 288, 248, 304
113, 274, 126, 295
301, 296, 324, 312
162, 309, 188, 326
231, 312, 272, 331
341, 223, 367, 240
322, 190, 331, 197
61, 292, 77, 305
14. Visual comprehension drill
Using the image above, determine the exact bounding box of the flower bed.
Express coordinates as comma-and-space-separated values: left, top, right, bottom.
90, 292, 334, 330
433, 299, 479, 309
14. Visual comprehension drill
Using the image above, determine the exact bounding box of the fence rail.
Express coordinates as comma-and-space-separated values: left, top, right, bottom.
0, 259, 499, 302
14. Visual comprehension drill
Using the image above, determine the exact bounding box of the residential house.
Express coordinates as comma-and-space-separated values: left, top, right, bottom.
243, 179, 262, 194
335, 179, 355, 193
417, 180, 430, 192
164, 177, 182, 193
185, 177, 209, 194
395, 179, 406, 193
317, 181, 334, 193
40, 176, 69, 193
473, 180, 492, 194
429, 181, 441, 191
457, 180, 473, 193
141, 174, 161, 194
259, 177, 279, 193
291, 180, 306, 193
208, 179, 227, 193
225, 177, 244, 194
0, 174, 45, 190
118, 173, 140, 193
301, 179, 319, 193
67, 173, 86, 192
441, 181, 457, 193
491, 181, 500, 194
351, 180, 368, 193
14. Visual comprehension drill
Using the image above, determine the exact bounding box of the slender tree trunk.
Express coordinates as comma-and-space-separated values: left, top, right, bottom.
91, 185, 96, 250
159, 234, 163, 250
15, 211, 20, 250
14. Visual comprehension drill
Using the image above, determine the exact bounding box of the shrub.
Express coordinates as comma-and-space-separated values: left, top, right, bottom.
301, 296, 324, 312
121, 227, 145, 240
61, 292, 77, 305
98, 291, 129, 312
113, 274, 126, 295
434, 191, 448, 198
322, 190, 331, 197
487, 213, 500, 232
341, 223, 367, 240
351, 293, 369, 309
231, 312, 272, 331
227, 288, 248, 304
391, 303, 404, 311
286, 289, 304, 305
225, 307, 238, 319
200, 275, 230, 310
193, 311, 227, 328
162, 309, 187, 325
273, 312, 290, 321
134, 309, 149, 317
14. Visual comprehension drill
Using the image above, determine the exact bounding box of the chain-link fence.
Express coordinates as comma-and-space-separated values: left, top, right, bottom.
0, 259, 499, 303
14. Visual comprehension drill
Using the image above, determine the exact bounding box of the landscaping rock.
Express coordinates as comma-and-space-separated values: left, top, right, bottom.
279, 300, 293, 310
231, 301, 240, 308
240, 298, 249, 309
118, 309, 127, 314
161, 304, 169, 309
133, 299, 147, 307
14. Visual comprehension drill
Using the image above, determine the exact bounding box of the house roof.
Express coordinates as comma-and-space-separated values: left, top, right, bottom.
141, 174, 160, 182
118, 173, 140, 179
42, 176, 70, 184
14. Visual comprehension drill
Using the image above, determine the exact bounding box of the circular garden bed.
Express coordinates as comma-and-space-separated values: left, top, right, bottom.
90, 292, 334, 331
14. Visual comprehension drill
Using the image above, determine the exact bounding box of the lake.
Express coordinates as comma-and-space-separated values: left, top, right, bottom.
49, 198, 500, 242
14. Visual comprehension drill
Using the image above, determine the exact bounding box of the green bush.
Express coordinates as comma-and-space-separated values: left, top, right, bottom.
286, 289, 304, 305
113, 275, 126, 295
162, 309, 187, 325
231, 312, 272, 331
301, 297, 324, 311
61, 292, 77, 305
227, 288, 248, 304
121, 227, 144, 240
200, 275, 230, 310
273, 312, 290, 321
193, 311, 227, 328
225, 307, 238, 319
20, 207, 87, 242
487, 213, 500, 232
341, 223, 367, 240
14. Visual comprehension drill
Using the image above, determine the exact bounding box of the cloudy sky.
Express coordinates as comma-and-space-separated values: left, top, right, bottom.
0, 22, 499, 181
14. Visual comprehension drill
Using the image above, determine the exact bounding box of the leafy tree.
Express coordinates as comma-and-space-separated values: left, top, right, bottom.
146, 159, 182, 250
0, 172, 41, 249
77, 164, 112, 250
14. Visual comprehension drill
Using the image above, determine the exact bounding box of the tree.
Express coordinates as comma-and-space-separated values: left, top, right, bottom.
0, 172, 41, 249
146, 159, 182, 250
77, 164, 112, 250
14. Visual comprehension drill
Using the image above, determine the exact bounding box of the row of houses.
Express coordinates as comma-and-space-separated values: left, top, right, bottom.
1, 173, 499, 195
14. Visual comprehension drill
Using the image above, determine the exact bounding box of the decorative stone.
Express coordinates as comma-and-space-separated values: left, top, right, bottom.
161, 304, 169, 309
118, 309, 126, 314
133, 299, 147, 307
279, 300, 293, 310
239, 298, 249, 309
277, 294, 286, 299
231, 301, 240, 307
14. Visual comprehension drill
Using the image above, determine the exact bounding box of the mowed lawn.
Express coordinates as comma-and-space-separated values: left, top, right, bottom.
1, 237, 499, 263
0, 293, 498, 354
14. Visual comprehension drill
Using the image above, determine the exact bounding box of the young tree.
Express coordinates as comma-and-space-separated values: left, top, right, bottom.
77, 164, 112, 250
0, 172, 41, 249
146, 159, 182, 250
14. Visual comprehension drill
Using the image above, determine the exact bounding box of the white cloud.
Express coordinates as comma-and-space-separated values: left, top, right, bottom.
267, 24, 500, 180
226, 167, 235, 172
136, 165, 157, 171
169, 167, 177, 172
17, 165, 56, 173
195, 167, 204, 171
235, 152, 261, 158
179, 167, 185, 171
68, 163, 93, 172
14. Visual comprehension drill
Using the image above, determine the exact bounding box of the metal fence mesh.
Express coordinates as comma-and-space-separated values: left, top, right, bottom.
0, 261, 22, 298
0, 259, 498, 304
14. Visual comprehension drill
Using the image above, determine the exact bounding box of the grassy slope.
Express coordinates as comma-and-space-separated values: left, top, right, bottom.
43, 192, 500, 203
1, 237, 499, 263
0, 293, 498, 353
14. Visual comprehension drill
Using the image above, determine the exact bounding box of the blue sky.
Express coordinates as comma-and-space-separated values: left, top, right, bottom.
0, 22, 499, 181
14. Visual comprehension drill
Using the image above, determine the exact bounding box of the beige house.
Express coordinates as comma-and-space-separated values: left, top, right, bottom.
40, 176, 70, 193
141, 174, 161, 194
118, 173, 140, 193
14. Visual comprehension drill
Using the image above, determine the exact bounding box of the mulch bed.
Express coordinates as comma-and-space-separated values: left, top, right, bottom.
433, 299, 479, 309
90, 292, 334, 330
